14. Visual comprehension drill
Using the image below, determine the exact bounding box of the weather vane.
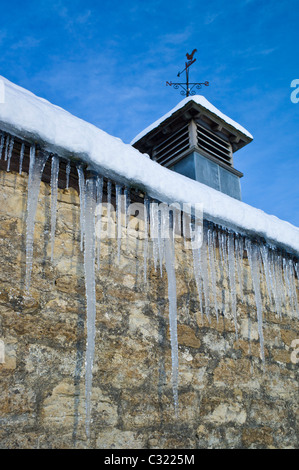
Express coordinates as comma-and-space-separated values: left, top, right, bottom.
166, 49, 209, 97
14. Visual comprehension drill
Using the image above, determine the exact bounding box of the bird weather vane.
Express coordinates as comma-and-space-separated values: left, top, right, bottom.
166, 49, 209, 97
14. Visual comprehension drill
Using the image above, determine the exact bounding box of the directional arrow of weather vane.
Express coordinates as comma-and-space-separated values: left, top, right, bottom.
166, 49, 209, 97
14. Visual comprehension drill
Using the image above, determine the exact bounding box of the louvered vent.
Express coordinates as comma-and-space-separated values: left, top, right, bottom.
152, 124, 189, 166
196, 123, 232, 165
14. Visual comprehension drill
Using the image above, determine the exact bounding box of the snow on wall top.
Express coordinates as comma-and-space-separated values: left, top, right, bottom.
0, 75, 298, 255
131, 95, 253, 145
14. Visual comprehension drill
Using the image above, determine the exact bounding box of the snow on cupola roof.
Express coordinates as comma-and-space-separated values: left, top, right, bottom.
131, 95, 253, 146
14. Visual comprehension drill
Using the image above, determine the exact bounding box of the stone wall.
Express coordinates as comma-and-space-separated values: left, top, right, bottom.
0, 167, 298, 449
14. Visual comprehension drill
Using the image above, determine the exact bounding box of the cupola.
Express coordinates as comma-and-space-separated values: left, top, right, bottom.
131, 96, 253, 200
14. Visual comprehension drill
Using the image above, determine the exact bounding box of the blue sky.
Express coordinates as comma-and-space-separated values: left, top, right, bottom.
0, 0, 298, 226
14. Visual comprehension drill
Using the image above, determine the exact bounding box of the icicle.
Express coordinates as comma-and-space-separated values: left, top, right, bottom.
219, 230, 229, 276
182, 207, 191, 248
283, 258, 299, 315
150, 202, 159, 271
212, 229, 219, 272
65, 160, 71, 190
4, 135, 9, 161
235, 236, 244, 299
143, 196, 149, 283
246, 239, 265, 363
124, 187, 130, 251
278, 254, 287, 308
6, 136, 14, 172
5, 141, 10, 167
77, 165, 85, 252
106, 179, 112, 241
207, 228, 219, 320
96, 176, 103, 269
19, 142, 25, 175
191, 229, 204, 323
218, 230, 224, 271
260, 245, 273, 302
217, 229, 228, 317
287, 259, 298, 314
267, 248, 281, 316
0, 132, 4, 159
289, 259, 299, 317
50, 155, 60, 261
172, 203, 181, 243
115, 183, 122, 262
200, 230, 210, 321
182, 210, 187, 247
83, 177, 97, 439
227, 232, 238, 339
218, 231, 229, 310
157, 208, 164, 277
123, 186, 128, 237
274, 253, 286, 313
283, 257, 293, 309
163, 212, 179, 416
25, 146, 49, 292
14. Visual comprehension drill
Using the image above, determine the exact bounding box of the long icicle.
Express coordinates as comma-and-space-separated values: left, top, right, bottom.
115, 184, 122, 263
227, 231, 238, 339
143, 196, 149, 283
25, 146, 49, 292
96, 175, 103, 269
150, 202, 159, 271
157, 207, 164, 277
77, 165, 85, 252
163, 208, 179, 416
50, 155, 60, 261
83, 177, 97, 439
200, 229, 210, 322
218, 229, 228, 319
208, 228, 219, 321
246, 239, 265, 363
125, 187, 130, 251
107, 179, 112, 242
191, 223, 204, 323
235, 236, 244, 299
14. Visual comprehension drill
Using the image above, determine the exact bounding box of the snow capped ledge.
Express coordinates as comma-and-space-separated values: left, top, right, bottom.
0, 76, 298, 255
